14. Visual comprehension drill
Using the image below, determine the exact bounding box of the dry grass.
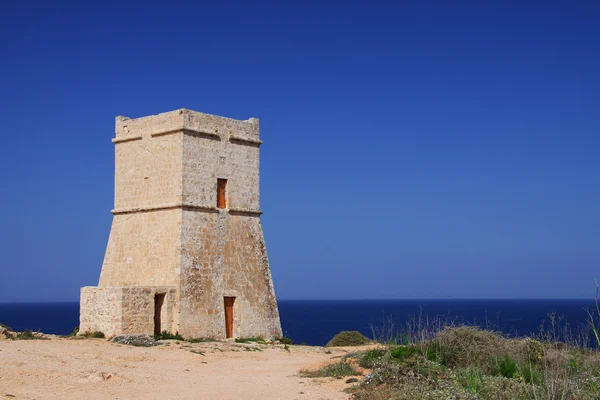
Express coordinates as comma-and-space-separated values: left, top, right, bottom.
347, 325, 600, 400
80, 330, 106, 339
300, 361, 361, 378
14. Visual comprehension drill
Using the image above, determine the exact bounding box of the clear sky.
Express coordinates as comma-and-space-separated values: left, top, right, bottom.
0, 1, 598, 302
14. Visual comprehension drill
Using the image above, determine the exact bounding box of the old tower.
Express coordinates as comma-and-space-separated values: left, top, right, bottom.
80, 109, 282, 339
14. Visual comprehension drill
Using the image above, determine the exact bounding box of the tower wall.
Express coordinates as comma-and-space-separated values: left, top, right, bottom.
81, 109, 282, 339
178, 211, 281, 338
98, 210, 182, 288
98, 118, 183, 291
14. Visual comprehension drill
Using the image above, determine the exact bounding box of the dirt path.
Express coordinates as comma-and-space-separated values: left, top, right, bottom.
0, 337, 360, 400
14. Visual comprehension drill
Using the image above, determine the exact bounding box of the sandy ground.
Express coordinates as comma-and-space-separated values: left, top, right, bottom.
0, 336, 365, 400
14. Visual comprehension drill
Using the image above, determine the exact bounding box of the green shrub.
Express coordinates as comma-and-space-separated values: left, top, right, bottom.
71, 326, 79, 336
155, 331, 184, 340
300, 361, 361, 378
520, 362, 543, 384
493, 355, 518, 378
390, 345, 420, 361
326, 331, 370, 347
425, 344, 439, 362
568, 354, 580, 374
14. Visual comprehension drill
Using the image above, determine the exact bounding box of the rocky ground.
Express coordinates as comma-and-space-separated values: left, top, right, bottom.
0, 329, 366, 400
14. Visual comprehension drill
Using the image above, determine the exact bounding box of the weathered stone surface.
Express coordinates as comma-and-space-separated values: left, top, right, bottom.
80, 286, 176, 336
80, 109, 282, 339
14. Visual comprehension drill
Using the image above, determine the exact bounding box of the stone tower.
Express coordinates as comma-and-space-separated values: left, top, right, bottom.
79, 109, 282, 339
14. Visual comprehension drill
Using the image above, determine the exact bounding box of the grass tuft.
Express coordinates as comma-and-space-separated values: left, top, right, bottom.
0, 322, 13, 331
16, 330, 46, 340
80, 330, 106, 338
274, 336, 294, 345
300, 361, 361, 378
235, 336, 266, 344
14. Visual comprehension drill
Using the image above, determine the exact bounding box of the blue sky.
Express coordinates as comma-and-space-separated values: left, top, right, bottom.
0, 1, 598, 302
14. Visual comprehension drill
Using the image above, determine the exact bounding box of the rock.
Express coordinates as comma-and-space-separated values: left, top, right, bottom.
345, 378, 359, 383
87, 372, 114, 382
111, 335, 156, 347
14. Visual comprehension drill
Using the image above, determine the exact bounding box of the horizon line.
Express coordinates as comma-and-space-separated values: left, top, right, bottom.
0, 297, 595, 304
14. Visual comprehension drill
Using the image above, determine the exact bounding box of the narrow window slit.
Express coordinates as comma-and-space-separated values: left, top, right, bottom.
217, 179, 227, 209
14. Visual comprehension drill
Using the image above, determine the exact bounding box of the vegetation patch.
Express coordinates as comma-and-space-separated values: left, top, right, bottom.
187, 337, 216, 343
492, 355, 518, 378
345, 322, 600, 400
300, 361, 361, 378
235, 336, 266, 344
355, 349, 387, 368
80, 331, 106, 339
274, 336, 294, 345
326, 331, 371, 347
15, 330, 46, 340
390, 344, 421, 362
155, 331, 184, 341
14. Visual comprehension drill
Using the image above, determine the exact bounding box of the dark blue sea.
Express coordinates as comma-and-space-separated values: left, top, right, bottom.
0, 300, 595, 346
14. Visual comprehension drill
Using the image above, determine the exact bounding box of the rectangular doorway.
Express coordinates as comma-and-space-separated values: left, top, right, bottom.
224, 296, 235, 338
154, 293, 166, 336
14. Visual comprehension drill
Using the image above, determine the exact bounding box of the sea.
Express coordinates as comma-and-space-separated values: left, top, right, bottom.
0, 299, 595, 346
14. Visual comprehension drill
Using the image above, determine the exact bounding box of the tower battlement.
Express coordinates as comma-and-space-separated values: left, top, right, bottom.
113, 109, 261, 144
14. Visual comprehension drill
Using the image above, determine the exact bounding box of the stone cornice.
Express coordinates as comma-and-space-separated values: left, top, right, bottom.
112, 130, 263, 146
228, 208, 263, 216
111, 135, 143, 144
111, 203, 218, 215
229, 135, 263, 146
111, 203, 263, 216
150, 127, 221, 140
